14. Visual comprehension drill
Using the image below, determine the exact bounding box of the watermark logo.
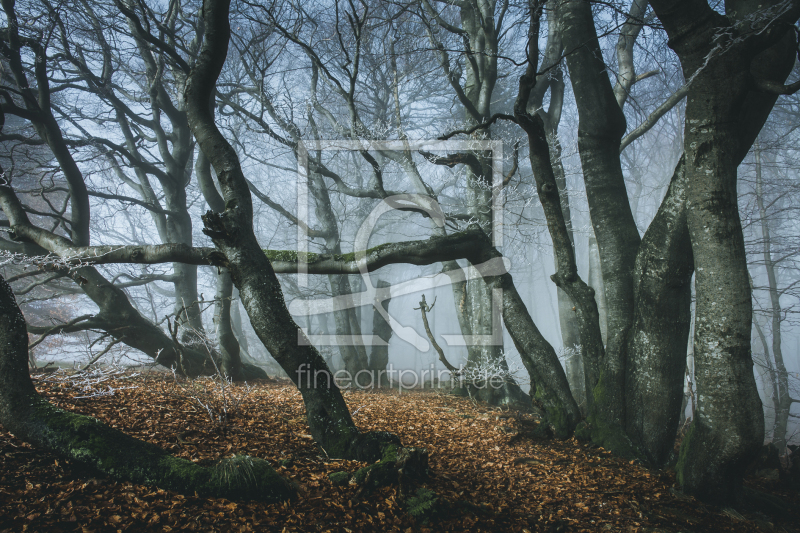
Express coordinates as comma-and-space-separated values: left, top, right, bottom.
290, 139, 507, 350
295, 363, 511, 392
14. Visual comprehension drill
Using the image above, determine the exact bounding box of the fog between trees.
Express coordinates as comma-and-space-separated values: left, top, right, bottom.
1, 0, 799, 506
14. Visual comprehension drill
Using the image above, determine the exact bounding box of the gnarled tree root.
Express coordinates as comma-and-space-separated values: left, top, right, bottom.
0, 275, 294, 503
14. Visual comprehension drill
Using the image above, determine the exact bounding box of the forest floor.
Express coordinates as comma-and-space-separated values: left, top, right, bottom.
1, 370, 798, 532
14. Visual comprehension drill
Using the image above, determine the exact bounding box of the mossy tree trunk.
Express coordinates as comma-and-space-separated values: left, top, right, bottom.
0, 273, 293, 502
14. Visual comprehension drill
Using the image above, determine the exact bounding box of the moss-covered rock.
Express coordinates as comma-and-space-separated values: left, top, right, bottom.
328, 471, 351, 486
346, 431, 402, 462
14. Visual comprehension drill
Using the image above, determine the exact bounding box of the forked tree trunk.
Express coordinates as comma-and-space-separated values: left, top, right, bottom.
648, 0, 799, 503
625, 156, 693, 465
561, 0, 642, 428
0, 273, 294, 502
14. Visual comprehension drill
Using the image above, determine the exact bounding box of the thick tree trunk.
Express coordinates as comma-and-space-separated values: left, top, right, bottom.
680, 95, 761, 504
647, 0, 798, 503
625, 156, 693, 465
185, 0, 397, 460
0, 273, 293, 501
561, 0, 641, 428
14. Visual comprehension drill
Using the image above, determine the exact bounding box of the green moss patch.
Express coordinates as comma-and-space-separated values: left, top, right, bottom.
328, 471, 351, 486
352, 444, 399, 489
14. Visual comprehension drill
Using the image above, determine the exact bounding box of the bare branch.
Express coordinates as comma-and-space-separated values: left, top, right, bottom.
28, 314, 95, 350
414, 294, 460, 373
754, 77, 800, 95
620, 82, 690, 152
437, 113, 517, 141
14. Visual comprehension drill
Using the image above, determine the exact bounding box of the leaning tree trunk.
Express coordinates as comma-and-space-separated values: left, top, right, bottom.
184, 0, 398, 461
197, 150, 266, 382
464, 227, 581, 437
0, 273, 294, 501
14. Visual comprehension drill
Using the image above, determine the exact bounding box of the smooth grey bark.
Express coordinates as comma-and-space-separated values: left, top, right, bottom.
648, 0, 799, 504
612, 0, 651, 109
625, 156, 693, 465
587, 236, 608, 345
0, 272, 293, 501
560, 0, 642, 428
